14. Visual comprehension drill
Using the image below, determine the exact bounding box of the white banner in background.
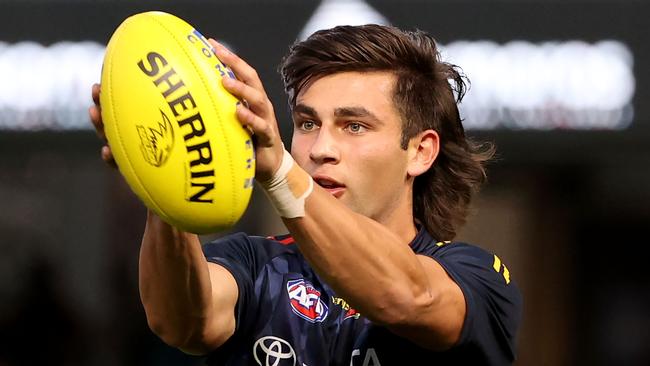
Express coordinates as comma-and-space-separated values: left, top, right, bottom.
441, 40, 635, 130
0, 41, 105, 130
0, 39, 635, 131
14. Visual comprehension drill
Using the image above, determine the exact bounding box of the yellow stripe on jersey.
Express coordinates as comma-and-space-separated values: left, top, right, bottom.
493, 254, 511, 284
493, 254, 502, 272
502, 264, 511, 284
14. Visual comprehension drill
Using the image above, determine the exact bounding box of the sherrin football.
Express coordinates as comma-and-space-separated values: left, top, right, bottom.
100, 11, 255, 234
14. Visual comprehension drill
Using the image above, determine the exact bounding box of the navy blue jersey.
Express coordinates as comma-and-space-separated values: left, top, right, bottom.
202, 227, 521, 365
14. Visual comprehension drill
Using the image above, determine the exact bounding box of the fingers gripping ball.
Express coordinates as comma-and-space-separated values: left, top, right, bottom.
100, 11, 255, 233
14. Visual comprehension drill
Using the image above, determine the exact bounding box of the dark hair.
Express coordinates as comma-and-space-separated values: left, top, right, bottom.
280, 24, 494, 240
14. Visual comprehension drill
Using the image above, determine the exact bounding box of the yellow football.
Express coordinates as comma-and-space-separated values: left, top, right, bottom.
100, 11, 255, 234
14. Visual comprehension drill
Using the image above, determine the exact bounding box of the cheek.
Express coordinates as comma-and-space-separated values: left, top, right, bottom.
359, 140, 406, 169
290, 134, 310, 165
347, 143, 408, 217
353, 141, 408, 187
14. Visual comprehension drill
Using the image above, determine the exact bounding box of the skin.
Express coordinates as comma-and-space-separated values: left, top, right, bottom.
89, 39, 466, 355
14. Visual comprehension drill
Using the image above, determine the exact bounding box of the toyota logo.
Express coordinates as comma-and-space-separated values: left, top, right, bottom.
253, 336, 296, 366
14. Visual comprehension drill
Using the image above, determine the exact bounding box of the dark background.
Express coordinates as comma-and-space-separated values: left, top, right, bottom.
1, 1, 649, 365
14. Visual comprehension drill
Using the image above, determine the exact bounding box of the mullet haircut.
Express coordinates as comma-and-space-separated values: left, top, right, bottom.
280, 24, 494, 240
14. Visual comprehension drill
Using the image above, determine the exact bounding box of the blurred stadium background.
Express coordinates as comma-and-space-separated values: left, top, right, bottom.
1, 0, 649, 365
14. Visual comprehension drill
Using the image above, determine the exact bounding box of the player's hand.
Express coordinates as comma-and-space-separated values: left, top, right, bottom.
209, 39, 284, 183
89, 83, 117, 168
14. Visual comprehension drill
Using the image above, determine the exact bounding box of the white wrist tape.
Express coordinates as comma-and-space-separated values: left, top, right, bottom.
261, 149, 314, 218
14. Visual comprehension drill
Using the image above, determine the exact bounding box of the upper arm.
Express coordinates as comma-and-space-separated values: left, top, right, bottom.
387, 254, 466, 351
193, 233, 267, 355
178, 262, 239, 354
404, 245, 522, 362
206, 262, 239, 347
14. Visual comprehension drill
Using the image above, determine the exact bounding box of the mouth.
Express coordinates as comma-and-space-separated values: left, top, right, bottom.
313, 175, 346, 198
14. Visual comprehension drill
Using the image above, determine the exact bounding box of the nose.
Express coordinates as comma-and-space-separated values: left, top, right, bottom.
309, 128, 340, 165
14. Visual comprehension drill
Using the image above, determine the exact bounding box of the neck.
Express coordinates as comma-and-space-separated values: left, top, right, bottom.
390, 217, 418, 245
376, 186, 418, 245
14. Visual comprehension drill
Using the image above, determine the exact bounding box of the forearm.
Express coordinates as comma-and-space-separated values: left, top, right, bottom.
283, 188, 434, 325
138, 211, 214, 347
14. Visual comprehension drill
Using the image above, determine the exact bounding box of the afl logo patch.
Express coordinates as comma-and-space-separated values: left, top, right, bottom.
286, 278, 329, 323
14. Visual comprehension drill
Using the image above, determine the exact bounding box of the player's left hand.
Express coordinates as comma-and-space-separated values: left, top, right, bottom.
209, 39, 284, 183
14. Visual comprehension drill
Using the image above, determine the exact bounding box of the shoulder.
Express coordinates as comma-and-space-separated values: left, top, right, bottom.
202, 232, 300, 277
420, 239, 520, 310
203, 232, 297, 257
431, 241, 506, 274
429, 241, 516, 292
412, 230, 515, 289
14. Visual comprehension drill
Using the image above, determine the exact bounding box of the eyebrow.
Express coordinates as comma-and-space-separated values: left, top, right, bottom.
334, 106, 382, 125
293, 104, 383, 125
293, 104, 318, 118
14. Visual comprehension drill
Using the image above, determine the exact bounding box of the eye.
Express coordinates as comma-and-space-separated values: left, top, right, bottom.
345, 122, 367, 134
301, 120, 316, 131
296, 120, 318, 132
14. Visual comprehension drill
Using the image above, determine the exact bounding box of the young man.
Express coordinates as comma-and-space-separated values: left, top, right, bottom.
90, 24, 521, 365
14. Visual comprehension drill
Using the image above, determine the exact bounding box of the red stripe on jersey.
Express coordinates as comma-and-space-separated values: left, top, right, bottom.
267, 236, 295, 245
279, 237, 295, 245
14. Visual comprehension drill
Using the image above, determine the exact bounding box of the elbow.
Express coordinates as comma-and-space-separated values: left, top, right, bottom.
145, 315, 188, 350
145, 313, 220, 355
376, 288, 465, 351
369, 287, 438, 327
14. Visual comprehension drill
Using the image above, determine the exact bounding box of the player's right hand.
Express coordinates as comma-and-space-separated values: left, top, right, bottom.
89, 83, 117, 168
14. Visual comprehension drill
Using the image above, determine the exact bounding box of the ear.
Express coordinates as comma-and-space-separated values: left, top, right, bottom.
406, 129, 439, 178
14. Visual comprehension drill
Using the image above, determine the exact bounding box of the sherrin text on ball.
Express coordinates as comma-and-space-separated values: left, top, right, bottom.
100, 11, 255, 233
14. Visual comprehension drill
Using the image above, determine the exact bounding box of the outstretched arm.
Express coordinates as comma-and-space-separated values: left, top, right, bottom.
89, 84, 239, 354
139, 212, 238, 354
